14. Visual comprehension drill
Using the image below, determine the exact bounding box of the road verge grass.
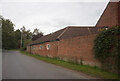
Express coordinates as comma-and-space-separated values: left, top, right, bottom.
20, 50, 118, 79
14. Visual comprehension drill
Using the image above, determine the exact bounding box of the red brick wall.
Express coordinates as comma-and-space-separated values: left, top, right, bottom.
27, 46, 30, 53
28, 41, 58, 57
58, 34, 100, 66
27, 35, 101, 67
96, 2, 120, 27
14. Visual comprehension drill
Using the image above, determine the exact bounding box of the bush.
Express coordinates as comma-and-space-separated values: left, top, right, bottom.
93, 26, 120, 73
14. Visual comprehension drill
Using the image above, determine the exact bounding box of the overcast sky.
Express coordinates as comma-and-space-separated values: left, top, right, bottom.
1, 0, 110, 35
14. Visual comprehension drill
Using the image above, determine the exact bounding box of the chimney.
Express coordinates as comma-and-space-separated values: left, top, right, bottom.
96, 1, 120, 28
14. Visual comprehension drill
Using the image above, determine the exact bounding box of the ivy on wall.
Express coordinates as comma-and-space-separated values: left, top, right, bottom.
93, 26, 120, 73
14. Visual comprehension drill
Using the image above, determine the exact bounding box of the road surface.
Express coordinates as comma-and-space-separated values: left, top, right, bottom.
2, 50, 94, 79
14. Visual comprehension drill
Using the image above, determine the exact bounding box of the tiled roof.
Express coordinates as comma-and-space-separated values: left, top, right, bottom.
28, 28, 65, 45
28, 26, 104, 45
58, 26, 99, 39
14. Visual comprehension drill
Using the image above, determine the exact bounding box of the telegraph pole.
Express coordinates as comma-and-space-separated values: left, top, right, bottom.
20, 31, 22, 49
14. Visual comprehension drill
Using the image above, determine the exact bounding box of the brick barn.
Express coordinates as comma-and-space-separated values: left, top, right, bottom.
27, 1, 120, 67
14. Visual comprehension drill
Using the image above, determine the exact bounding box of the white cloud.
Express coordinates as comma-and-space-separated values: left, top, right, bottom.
1, 0, 109, 2
1, 1, 109, 35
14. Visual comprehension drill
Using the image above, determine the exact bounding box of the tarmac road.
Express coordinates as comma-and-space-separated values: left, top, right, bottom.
2, 50, 95, 79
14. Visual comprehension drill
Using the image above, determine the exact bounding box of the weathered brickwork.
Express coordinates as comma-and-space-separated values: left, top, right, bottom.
58, 34, 100, 66
27, 41, 58, 57
27, 46, 30, 53
27, 34, 101, 67
96, 2, 120, 27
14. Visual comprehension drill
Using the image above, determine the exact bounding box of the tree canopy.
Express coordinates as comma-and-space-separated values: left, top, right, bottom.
32, 28, 43, 41
1, 16, 43, 50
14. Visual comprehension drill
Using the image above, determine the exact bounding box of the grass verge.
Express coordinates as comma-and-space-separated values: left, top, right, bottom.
20, 50, 118, 79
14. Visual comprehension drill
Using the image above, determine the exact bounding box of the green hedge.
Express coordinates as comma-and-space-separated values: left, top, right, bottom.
93, 26, 120, 73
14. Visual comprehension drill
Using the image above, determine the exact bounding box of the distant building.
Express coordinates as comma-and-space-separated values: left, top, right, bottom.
27, 1, 120, 67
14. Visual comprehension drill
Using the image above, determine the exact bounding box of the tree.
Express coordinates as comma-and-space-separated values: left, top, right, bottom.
33, 28, 41, 35
14, 29, 21, 48
20, 26, 32, 50
2, 17, 15, 49
32, 28, 43, 41
1, 16, 43, 50
2, 16, 21, 49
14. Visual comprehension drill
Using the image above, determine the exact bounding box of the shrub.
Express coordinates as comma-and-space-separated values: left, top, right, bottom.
93, 26, 120, 73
